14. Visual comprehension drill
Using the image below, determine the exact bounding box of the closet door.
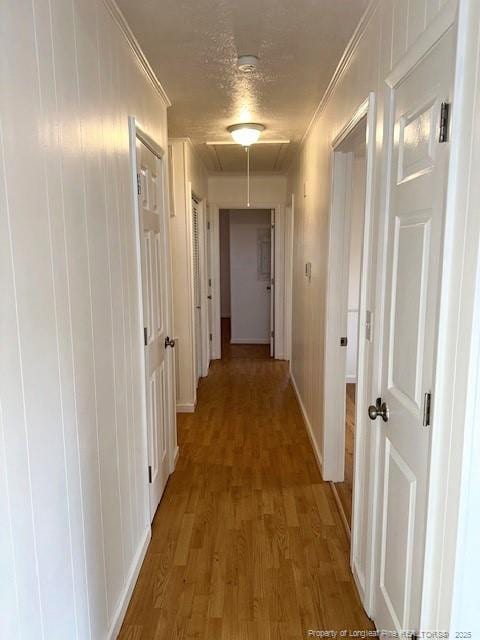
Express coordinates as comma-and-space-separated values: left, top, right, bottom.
192, 197, 202, 383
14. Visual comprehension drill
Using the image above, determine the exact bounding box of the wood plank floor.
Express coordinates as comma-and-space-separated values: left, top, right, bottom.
333, 384, 356, 529
118, 346, 374, 638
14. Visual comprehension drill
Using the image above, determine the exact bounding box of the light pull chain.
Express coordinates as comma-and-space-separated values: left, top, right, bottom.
246, 146, 250, 208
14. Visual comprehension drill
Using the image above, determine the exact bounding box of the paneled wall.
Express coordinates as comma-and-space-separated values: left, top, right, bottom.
0, 1, 169, 638
288, 0, 455, 469
169, 139, 208, 412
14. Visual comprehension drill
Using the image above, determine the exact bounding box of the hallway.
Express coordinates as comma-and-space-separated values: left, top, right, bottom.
119, 350, 373, 638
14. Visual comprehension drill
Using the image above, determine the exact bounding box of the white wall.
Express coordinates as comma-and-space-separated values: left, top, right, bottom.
0, 1, 170, 638
169, 139, 208, 412
220, 212, 231, 317
229, 211, 271, 344
346, 155, 366, 383
209, 174, 287, 206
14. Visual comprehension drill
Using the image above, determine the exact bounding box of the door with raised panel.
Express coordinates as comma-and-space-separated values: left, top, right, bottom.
137, 138, 170, 520
372, 30, 454, 631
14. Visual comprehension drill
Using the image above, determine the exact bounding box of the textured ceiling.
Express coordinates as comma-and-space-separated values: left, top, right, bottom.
203, 142, 293, 173
117, 0, 369, 172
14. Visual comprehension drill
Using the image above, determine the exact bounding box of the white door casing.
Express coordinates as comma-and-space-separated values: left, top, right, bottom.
206, 203, 214, 364
192, 196, 201, 383
199, 200, 210, 376
373, 29, 454, 632
209, 203, 285, 360
137, 137, 171, 521
270, 208, 275, 357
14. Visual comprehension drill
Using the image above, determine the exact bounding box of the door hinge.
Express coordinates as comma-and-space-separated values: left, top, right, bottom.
439, 102, 450, 143
271, 330, 275, 338
207, 221, 211, 230
340, 336, 348, 347
144, 327, 148, 346
148, 465, 152, 483
209, 333, 212, 341
423, 392, 432, 427
271, 277, 275, 285
208, 278, 212, 287
137, 173, 142, 196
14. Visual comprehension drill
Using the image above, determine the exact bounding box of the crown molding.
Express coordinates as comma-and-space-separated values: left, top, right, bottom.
103, 0, 171, 107
300, 0, 380, 145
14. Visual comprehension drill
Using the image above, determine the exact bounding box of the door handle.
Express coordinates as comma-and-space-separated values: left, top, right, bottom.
368, 397, 389, 422
165, 337, 176, 349
207, 295, 212, 300
266, 286, 271, 290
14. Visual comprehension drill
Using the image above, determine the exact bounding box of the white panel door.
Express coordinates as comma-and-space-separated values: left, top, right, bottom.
192, 197, 203, 383
372, 30, 454, 632
137, 139, 170, 520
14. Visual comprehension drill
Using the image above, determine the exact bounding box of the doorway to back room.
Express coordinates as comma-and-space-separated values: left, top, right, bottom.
219, 209, 274, 359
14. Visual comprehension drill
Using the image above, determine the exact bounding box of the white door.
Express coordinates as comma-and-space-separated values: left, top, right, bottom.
270, 209, 275, 357
206, 204, 214, 362
372, 31, 454, 631
137, 138, 170, 520
192, 196, 202, 383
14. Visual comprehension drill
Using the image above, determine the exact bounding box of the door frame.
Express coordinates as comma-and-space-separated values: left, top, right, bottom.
369, 1, 465, 628
209, 202, 286, 360
408, 0, 480, 629
191, 192, 210, 378
284, 194, 295, 362
322, 94, 376, 610
128, 117, 178, 523
270, 208, 276, 357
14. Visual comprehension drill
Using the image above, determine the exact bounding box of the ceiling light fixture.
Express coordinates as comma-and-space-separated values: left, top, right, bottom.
237, 54, 258, 73
227, 123, 265, 146
227, 123, 265, 207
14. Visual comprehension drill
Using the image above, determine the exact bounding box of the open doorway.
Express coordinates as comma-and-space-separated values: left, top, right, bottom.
333, 131, 366, 531
219, 208, 273, 359
322, 94, 376, 612
191, 194, 209, 386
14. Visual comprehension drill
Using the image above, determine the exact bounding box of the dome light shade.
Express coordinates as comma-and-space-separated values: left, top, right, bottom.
227, 123, 265, 146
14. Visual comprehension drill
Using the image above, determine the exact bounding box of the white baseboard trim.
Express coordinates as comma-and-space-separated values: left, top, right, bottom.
230, 338, 270, 344
173, 445, 180, 468
176, 403, 195, 413
330, 481, 351, 540
346, 375, 357, 384
290, 370, 323, 475
107, 525, 151, 639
